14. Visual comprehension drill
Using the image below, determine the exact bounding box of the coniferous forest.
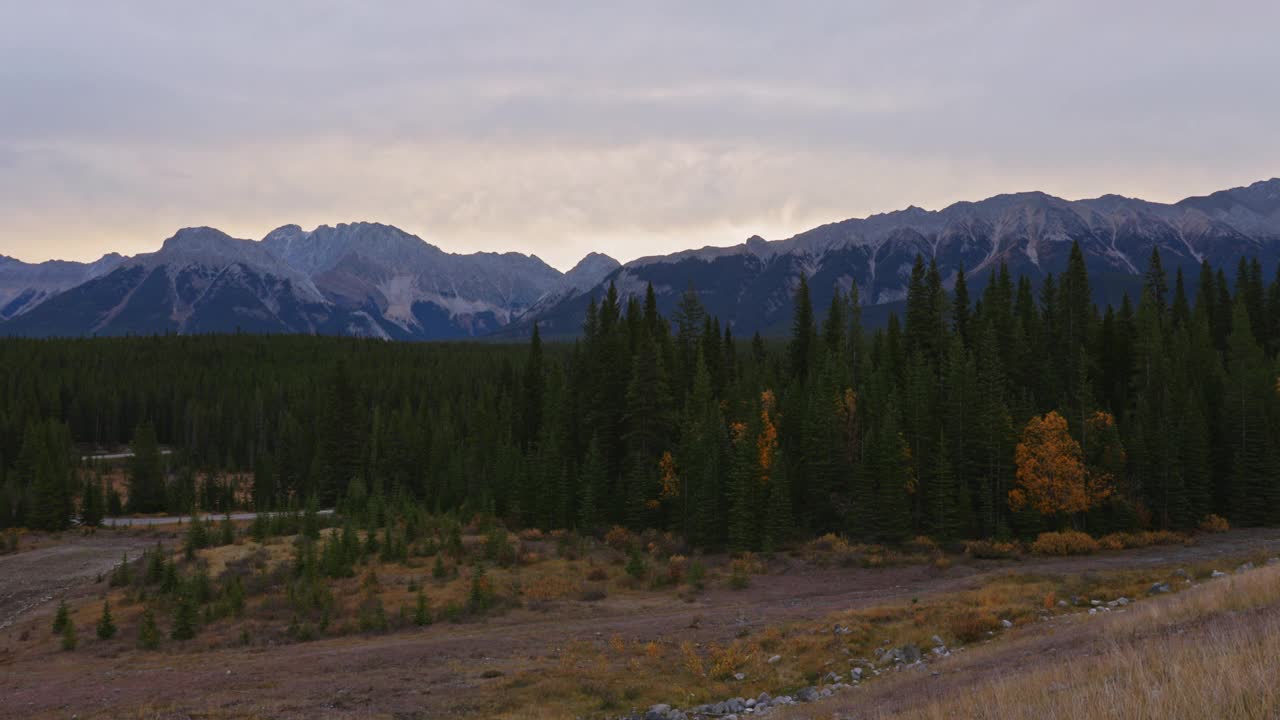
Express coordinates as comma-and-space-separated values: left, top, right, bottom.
3, 244, 1279, 547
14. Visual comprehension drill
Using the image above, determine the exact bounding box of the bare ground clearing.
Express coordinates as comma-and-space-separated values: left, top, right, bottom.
3, 529, 1280, 719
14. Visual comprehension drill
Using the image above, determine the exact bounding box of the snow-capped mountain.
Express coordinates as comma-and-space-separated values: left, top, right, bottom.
4, 178, 1279, 339
0, 252, 123, 320
261, 222, 563, 338
525, 178, 1280, 337
1, 223, 613, 339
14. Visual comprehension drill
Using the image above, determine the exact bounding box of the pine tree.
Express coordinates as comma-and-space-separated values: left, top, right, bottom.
413, 590, 432, 626
137, 607, 160, 650
60, 616, 77, 651
52, 599, 69, 635
96, 599, 117, 640
1225, 298, 1277, 525
80, 477, 104, 527
171, 591, 198, 640
127, 421, 166, 514
522, 322, 545, 452
789, 273, 816, 380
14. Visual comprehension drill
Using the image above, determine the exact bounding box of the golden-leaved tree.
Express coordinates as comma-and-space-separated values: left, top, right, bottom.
1010, 411, 1112, 525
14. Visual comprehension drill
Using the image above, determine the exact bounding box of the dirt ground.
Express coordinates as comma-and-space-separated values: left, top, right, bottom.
0, 531, 162, 632
4, 528, 1280, 719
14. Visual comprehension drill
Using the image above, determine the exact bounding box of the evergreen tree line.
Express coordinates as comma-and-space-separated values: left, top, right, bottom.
3, 245, 1279, 546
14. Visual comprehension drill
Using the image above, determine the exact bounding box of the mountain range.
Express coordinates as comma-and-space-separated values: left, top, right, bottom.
3, 178, 1279, 339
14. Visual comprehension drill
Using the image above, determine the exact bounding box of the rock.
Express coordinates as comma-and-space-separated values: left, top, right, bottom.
712, 701, 727, 715
1149, 582, 1171, 595
1172, 567, 1191, 578
1000, 619, 1014, 628
727, 698, 745, 713
825, 671, 842, 684
931, 646, 949, 657
797, 687, 820, 703
1115, 597, 1129, 606
1211, 570, 1227, 578
893, 644, 923, 664
1088, 608, 1098, 615
744, 699, 756, 709
1268, 557, 1280, 566
1237, 562, 1256, 574
766, 655, 781, 664
931, 634, 946, 647
850, 667, 864, 681
820, 688, 832, 697
1090, 599, 1101, 606
1057, 599, 1069, 607
644, 705, 670, 720
757, 692, 772, 704
733, 672, 746, 681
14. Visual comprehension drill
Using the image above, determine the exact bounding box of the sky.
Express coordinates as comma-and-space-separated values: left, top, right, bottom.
2, 2, 1279, 271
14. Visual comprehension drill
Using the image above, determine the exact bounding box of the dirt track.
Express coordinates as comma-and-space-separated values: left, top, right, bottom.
4, 529, 1280, 719
0, 533, 158, 631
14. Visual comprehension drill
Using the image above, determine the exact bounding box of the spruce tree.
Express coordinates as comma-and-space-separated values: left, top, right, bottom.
80, 477, 104, 527
413, 590, 432, 626
789, 273, 816, 380
96, 599, 117, 640
137, 607, 160, 650
127, 422, 165, 514
52, 599, 69, 635
171, 591, 198, 640
61, 617, 77, 651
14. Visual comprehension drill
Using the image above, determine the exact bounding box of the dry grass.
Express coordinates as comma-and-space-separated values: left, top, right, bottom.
867, 563, 1280, 720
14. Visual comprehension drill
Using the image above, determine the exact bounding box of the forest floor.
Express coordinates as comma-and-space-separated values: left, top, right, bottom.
3, 527, 1280, 719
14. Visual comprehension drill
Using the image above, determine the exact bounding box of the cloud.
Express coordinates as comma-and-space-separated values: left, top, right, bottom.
1, 1, 1278, 269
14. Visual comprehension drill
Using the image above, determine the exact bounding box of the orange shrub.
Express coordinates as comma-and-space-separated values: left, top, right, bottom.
965, 540, 1021, 559
948, 610, 1001, 643
1200, 514, 1230, 533
604, 526, 634, 552
1030, 530, 1099, 556
522, 575, 575, 602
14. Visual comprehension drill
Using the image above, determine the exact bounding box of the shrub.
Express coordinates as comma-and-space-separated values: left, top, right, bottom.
666, 555, 687, 584
965, 540, 1021, 559
358, 595, 389, 632
523, 575, 575, 602
948, 610, 1001, 643
1030, 531, 1099, 556
413, 591, 433, 626
467, 566, 496, 614
586, 566, 609, 582
625, 550, 648, 581
1200, 514, 1230, 533
687, 560, 706, 589
484, 526, 516, 567
109, 552, 132, 587
579, 584, 608, 602
604, 526, 634, 552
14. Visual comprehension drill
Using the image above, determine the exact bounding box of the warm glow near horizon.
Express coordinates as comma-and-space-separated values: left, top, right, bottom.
2, 2, 1278, 271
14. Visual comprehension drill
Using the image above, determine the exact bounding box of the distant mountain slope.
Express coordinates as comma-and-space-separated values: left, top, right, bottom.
3, 224, 615, 339
4, 179, 1278, 339
0, 253, 123, 320
523, 178, 1280, 338
261, 222, 565, 338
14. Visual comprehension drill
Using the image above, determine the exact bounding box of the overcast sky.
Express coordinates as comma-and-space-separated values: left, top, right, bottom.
2, 2, 1278, 270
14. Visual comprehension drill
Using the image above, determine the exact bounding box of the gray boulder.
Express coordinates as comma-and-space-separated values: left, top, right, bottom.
796, 687, 820, 702
1149, 582, 1172, 595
